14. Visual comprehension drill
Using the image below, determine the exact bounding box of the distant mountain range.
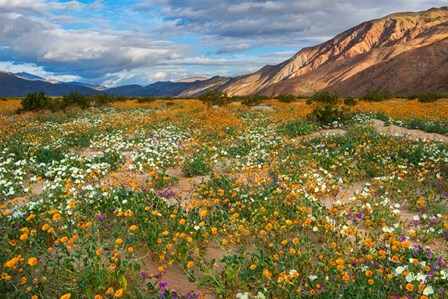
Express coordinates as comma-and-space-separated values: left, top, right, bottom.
1, 7, 447, 97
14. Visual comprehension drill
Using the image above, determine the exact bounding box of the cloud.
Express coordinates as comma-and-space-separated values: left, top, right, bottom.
143, 0, 448, 40
0, 12, 183, 80
0, 0, 88, 13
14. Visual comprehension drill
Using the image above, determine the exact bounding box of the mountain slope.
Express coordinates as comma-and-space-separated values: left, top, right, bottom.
221, 6, 448, 96
0, 72, 99, 96
176, 76, 231, 97
326, 37, 448, 96
15, 72, 46, 81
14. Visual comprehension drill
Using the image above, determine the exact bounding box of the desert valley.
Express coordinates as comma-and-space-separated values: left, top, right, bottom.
1, 3, 448, 299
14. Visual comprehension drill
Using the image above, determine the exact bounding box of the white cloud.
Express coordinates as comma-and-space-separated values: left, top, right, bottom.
0, 0, 87, 13
0, 12, 183, 78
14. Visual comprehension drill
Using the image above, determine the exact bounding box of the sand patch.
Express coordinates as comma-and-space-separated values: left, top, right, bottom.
372, 119, 448, 142
250, 105, 274, 112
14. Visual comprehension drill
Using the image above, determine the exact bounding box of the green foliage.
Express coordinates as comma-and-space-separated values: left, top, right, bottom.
361, 88, 393, 102
150, 169, 180, 189
343, 96, 358, 106
407, 92, 444, 103
33, 146, 66, 165
136, 97, 156, 103
276, 94, 296, 103
305, 91, 348, 126
63, 92, 90, 109
182, 155, 211, 177
20, 92, 50, 112
311, 104, 347, 126
18, 92, 122, 113
277, 120, 320, 137
198, 90, 230, 107
308, 91, 339, 105
391, 118, 448, 135
89, 93, 118, 106
235, 95, 269, 107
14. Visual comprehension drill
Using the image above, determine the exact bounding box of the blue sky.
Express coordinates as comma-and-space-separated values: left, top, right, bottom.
1, 0, 447, 87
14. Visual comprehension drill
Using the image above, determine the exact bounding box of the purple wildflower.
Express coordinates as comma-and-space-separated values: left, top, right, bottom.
160, 281, 168, 288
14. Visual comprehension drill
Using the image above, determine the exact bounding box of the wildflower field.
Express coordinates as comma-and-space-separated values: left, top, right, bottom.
1, 99, 448, 299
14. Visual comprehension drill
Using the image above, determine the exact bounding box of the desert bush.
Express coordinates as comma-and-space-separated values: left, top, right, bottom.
20, 92, 50, 112
90, 93, 115, 106
343, 96, 358, 106
310, 104, 347, 126
199, 90, 230, 107
408, 92, 444, 103
182, 155, 211, 177
305, 91, 347, 125
307, 91, 339, 105
277, 120, 320, 137
136, 97, 156, 103
237, 95, 269, 106
63, 92, 90, 109
361, 88, 393, 102
276, 94, 296, 103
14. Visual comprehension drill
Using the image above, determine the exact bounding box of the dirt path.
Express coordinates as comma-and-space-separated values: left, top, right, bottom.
250, 105, 274, 112
372, 119, 448, 142
299, 128, 346, 142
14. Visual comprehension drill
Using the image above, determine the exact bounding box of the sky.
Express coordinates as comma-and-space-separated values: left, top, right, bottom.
0, 0, 447, 87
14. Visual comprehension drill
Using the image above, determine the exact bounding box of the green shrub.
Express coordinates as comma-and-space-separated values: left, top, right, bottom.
63, 92, 90, 109
237, 95, 268, 107
136, 97, 155, 103
277, 120, 320, 137
182, 156, 211, 177
343, 96, 358, 106
311, 104, 347, 126
33, 146, 66, 164
20, 92, 50, 112
361, 89, 392, 102
276, 94, 296, 103
199, 90, 230, 107
90, 94, 115, 106
308, 91, 339, 105
408, 93, 444, 103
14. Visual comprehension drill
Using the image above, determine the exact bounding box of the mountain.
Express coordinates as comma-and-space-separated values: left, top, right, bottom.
176, 77, 208, 83
221, 6, 448, 96
0, 72, 100, 96
326, 37, 448, 96
15, 72, 46, 81
107, 76, 231, 97
176, 76, 231, 97
67, 81, 107, 91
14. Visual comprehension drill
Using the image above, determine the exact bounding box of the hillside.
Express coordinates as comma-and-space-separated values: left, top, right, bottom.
223, 7, 448, 96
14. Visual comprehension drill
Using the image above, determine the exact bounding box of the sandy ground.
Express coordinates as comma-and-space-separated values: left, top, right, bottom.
372, 119, 448, 142
250, 105, 274, 112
